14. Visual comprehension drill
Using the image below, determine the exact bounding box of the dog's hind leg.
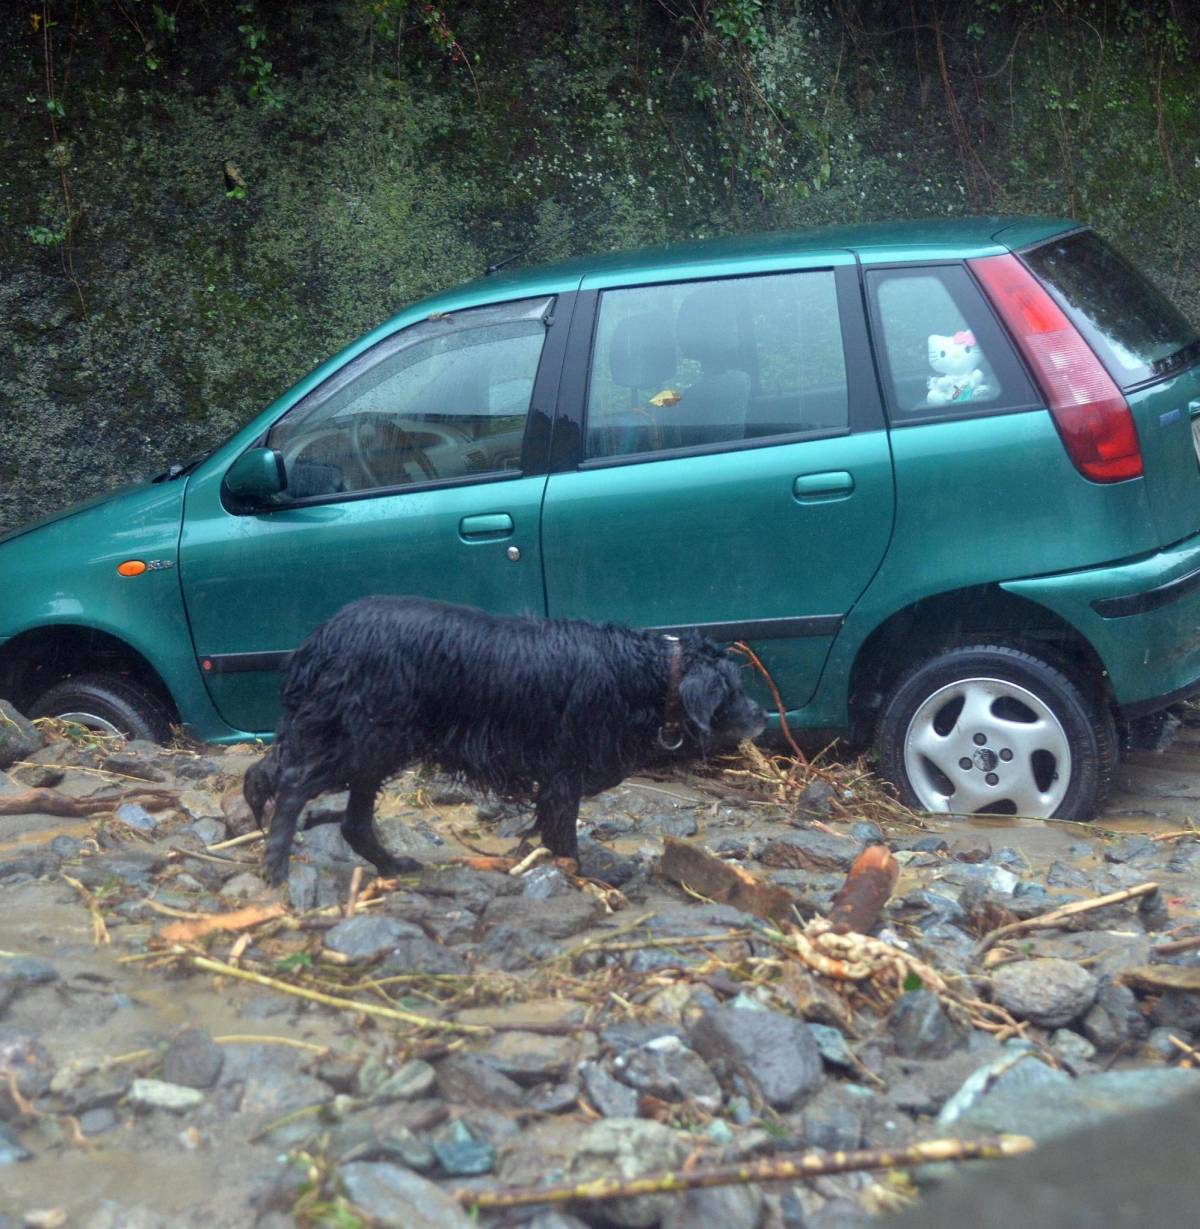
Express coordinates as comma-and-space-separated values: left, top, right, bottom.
341, 781, 423, 877
534, 774, 583, 864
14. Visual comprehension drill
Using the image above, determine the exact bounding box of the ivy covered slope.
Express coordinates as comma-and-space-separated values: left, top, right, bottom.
1, 0, 1197, 533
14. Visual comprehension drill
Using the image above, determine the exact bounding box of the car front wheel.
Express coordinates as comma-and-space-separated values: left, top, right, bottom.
877, 645, 1116, 819
27, 674, 175, 744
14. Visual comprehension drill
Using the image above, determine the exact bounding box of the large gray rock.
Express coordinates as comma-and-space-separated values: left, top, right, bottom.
161, 1028, 224, 1089
953, 1067, 1200, 1142
690, 1004, 824, 1109
0, 702, 42, 770
479, 893, 601, 940
340, 1162, 474, 1228
991, 958, 1098, 1027
886, 1089, 1200, 1229
324, 915, 425, 961
567, 1118, 690, 1228
613, 1035, 722, 1111
890, 990, 966, 1059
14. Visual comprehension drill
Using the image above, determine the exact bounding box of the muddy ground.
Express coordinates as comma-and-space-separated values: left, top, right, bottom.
3, 716, 1200, 1229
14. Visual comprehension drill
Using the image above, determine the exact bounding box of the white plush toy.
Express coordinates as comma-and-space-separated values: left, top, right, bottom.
926, 330, 993, 406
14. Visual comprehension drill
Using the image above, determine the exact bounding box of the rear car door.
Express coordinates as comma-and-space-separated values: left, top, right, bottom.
178, 296, 566, 734
540, 260, 894, 712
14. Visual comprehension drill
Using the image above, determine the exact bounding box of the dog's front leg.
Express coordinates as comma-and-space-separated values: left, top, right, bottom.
535, 774, 583, 864
341, 781, 422, 877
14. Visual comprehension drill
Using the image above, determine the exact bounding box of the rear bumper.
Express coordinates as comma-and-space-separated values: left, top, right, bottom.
1002, 528, 1200, 715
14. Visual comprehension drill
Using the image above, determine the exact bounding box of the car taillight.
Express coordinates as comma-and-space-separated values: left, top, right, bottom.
969, 253, 1143, 483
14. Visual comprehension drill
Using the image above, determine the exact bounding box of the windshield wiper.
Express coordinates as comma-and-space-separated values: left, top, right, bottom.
153, 449, 213, 483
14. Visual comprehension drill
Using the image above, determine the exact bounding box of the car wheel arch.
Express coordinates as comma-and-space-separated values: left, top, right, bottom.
846, 584, 1113, 740
0, 623, 179, 725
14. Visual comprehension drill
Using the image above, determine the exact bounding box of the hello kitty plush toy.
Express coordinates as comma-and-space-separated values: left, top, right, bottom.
926, 330, 992, 406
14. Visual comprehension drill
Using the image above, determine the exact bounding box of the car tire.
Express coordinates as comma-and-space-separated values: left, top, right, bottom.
27, 674, 175, 744
877, 644, 1116, 820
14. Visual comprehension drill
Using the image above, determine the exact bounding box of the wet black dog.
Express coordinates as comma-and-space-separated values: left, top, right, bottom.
245, 595, 765, 886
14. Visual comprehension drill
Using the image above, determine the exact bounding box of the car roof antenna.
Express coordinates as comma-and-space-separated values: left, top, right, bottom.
483, 203, 608, 277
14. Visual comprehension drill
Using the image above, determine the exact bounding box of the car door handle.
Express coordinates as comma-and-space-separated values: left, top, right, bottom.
793, 471, 855, 501
459, 513, 514, 538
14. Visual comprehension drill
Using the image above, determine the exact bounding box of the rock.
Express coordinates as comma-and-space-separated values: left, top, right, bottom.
370, 1060, 437, 1103
161, 1028, 224, 1089
78, 1106, 118, 1136
0, 1120, 30, 1164
219, 871, 272, 901
189, 817, 227, 845
527, 1080, 579, 1114
950, 1067, 1200, 1142
419, 866, 519, 910
432, 1120, 495, 1176
577, 834, 642, 886
661, 1185, 765, 1229
613, 1035, 722, 1111
1081, 979, 1146, 1051
567, 1118, 690, 1228
1046, 860, 1090, 889
580, 1061, 640, 1117
519, 864, 573, 899
759, 828, 859, 872
481, 892, 601, 940
0, 702, 43, 770
324, 915, 424, 961
128, 1078, 205, 1113
481, 1031, 591, 1087
804, 1082, 874, 1153
1144, 1026, 1189, 1062
690, 1004, 824, 1110
887, 1089, 1200, 1229
949, 837, 992, 863
795, 778, 837, 819
114, 802, 158, 832
339, 1162, 474, 1228
935, 863, 1018, 895
936, 1048, 1067, 1126
1149, 988, 1200, 1032
376, 936, 470, 976
889, 990, 965, 1059
477, 925, 560, 971
102, 742, 167, 780
808, 1023, 857, 1072
1049, 1029, 1096, 1065
1104, 835, 1158, 864
991, 958, 1098, 1027
436, 1054, 525, 1109
0, 1031, 54, 1112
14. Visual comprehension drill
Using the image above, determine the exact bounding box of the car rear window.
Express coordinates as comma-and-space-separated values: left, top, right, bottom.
1023, 230, 1200, 389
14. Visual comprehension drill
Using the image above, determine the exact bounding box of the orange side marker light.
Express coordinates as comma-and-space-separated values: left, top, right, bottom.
117, 560, 147, 576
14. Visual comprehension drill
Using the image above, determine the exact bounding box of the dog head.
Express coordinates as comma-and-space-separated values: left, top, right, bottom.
679, 642, 766, 748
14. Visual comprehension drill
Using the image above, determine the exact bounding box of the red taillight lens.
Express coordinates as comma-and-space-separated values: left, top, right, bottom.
969, 253, 1143, 483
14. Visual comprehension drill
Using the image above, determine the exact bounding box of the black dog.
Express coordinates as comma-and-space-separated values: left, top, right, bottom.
244, 595, 765, 885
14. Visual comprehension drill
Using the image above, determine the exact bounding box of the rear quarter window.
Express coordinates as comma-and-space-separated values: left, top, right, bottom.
1023, 231, 1200, 389
867, 265, 1039, 423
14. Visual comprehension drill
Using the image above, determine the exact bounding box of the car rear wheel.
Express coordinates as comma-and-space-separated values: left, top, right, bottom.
27, 674, 175, 744
877, 645, 1116, 819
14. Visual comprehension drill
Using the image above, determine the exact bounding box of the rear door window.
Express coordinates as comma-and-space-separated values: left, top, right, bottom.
1023, 230, 1200, 389
867, 265, 1039, 422
584, 269, 848, 460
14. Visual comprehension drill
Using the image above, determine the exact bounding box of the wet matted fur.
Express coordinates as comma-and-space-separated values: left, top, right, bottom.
245, 595, 765, 885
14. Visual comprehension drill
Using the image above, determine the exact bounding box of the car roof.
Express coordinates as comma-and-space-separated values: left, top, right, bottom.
452, 215, 1079, 301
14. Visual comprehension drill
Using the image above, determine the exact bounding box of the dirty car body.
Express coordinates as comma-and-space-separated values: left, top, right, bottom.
2, 217, 1199, 820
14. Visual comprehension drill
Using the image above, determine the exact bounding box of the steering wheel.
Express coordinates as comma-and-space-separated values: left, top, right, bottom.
350, 415, 446, 488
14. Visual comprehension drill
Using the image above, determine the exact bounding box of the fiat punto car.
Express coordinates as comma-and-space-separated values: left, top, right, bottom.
3, 217, 1199, 820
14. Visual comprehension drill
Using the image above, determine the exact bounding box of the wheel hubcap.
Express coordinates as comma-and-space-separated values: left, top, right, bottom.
903, 677, 1072, 816
54, 710, 123, 737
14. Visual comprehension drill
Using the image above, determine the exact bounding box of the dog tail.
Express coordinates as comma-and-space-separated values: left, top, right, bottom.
243, 744, 282, 830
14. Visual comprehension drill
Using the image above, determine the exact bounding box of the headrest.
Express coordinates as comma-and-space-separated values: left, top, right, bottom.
677, 284, 742, 368
609, 312, 675, 389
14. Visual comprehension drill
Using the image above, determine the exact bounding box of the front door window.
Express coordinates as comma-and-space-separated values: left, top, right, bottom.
266, 297, 553, 499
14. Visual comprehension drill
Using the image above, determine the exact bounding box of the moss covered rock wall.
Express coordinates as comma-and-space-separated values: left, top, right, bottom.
2, 0, 1198, 533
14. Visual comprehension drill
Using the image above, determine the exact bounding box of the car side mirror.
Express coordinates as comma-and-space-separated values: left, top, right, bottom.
224, 447, 286, 504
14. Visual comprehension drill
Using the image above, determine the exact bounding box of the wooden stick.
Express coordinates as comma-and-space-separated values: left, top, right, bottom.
731, 641, 808, 765
1153, 933, 1200, 959
344, 865, 363, 918
207, 831, 264, 851
61, 873, 110, 945
456, 1135, 1035, 1210
0, 786, 177, 817
188, 955, 490, 1035
826, 844, 899, 935
973, 882, 1160, 960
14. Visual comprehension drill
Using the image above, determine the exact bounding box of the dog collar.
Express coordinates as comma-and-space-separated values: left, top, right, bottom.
658, 635, 684, 751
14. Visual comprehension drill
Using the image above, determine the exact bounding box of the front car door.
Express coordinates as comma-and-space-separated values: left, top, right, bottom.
179, 295, 567, 734
540, 258, 895, 717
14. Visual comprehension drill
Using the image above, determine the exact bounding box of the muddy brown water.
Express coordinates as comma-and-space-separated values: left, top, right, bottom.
2, 737, 1200, 1221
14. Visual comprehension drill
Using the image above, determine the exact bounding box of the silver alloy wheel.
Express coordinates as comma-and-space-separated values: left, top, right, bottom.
902, 676, 1072, 816
54, 710, 124, 737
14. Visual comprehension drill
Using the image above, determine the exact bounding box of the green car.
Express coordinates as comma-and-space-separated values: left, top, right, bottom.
2, 217, 1199, 820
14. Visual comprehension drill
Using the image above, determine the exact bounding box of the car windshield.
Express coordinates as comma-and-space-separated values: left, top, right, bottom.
1023, 230, 1200, 389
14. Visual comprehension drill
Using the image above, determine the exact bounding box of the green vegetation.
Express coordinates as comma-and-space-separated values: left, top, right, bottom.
2, 1, 1197, 532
